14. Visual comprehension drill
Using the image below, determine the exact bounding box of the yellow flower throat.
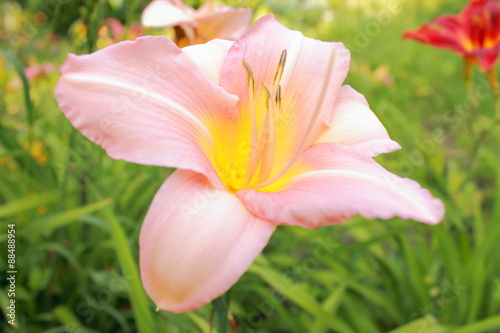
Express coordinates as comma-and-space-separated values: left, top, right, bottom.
216, 50, 289, 192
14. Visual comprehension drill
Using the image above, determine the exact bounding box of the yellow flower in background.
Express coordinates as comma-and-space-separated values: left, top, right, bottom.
23, 140, 48, 166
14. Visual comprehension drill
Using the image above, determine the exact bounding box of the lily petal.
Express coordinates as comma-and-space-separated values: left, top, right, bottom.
55, 36, 239, 187
403, 16, 466, 55
316, 85, 401, 157
195, 5, 252, 42
141, 0, 194, 28
238, 143, 445, 228
474, 46, 500, 71
182, 39, 233, 84
220, 15, 351, 166
140, 170, 276, 313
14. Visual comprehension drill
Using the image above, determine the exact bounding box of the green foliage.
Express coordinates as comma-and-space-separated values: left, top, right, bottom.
1, 0, 500, 332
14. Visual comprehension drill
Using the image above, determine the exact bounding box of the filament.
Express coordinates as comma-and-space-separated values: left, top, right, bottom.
242, 60, 259, 185
256, 84, 277, 181
252, 49, 337, 189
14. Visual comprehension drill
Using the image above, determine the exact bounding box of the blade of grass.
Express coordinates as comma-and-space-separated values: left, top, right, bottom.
249, 261, 354, 333
389, 315, 450, 333
435, 224, 466, 323
212, 295, 229, 333
20, 198, 113, 232
103, 207, 156, 333
53, 305, 101, 333
186, 312, 210, 333
452, 314, 500, 333
0, 49, 34, 129
247, 285, 301, 333
396, 233, 429, 306
465, 222, 500, 323
342, 295, 379, 333
311, 281, 347, 333
0, 190, 61, 218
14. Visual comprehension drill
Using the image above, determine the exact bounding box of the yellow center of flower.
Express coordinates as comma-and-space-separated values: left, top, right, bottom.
212, 49, 336, 193
216, 50, 287, 192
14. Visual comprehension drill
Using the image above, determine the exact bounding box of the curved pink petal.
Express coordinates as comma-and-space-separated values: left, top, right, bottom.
182, 39, 233, 84
238, 143, 444, 228
316, 85, 400, 157
194, 5, 252, 42
141, 0, 194, 28
220, 15, 351, 166
55, 36, 239, 188
140, 170, 275, 313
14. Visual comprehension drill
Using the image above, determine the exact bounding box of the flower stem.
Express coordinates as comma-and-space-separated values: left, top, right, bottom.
462, 69, 500, 189
464, 58, 473, 92
210, 291, 231, 333
487, 69, 500, 121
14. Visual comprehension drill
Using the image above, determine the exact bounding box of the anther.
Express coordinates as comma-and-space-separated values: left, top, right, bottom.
242, 59, 259, 185
252, 50, 337, 189
242, 60, 255, 88
276, 85, 282, 107
273, 49, 287, 89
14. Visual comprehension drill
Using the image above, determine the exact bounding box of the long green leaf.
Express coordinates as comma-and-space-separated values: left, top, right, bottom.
249, 262, 354, 333
453, 315, 500, 333
20, 198, 113, 232
0, 190, 61, 218
389, 315, 450, 333
0, 49, 33, 127
104, 208, 156, 333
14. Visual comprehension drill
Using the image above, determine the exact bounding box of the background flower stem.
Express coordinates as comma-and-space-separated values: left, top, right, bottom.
211, 291, 231, 333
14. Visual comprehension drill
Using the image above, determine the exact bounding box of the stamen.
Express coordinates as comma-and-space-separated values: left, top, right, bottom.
276, 85, 282, 105
256, 84, 277, 181
273, 50, 287, 89
274, 85, 282, 124
242, 60, 260, 185
257, 50, 285, 182
252, 50, 337, 189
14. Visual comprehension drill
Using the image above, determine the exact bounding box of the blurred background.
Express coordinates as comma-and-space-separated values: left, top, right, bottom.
1, 0, 500, 332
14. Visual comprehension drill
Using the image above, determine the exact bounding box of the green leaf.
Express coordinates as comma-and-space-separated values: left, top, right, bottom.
212, 295, 229, 333
311, 282, 347, 333
53, 305, 101, 333
0, 190, 61, 218
452, 314, 500, 333
103, 208, 157, 333
0, 49, 33, 128
20, 198, 113, 233
249, 261, 354, 333
186, 312, 210, 333
389, 315, 450, 333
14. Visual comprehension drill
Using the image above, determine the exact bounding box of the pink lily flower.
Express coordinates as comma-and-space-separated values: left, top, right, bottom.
55, 15, 445, 313
141, 0, 252, 47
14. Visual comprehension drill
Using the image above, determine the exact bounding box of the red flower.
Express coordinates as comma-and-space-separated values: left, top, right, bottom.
404, 0, 500, 71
